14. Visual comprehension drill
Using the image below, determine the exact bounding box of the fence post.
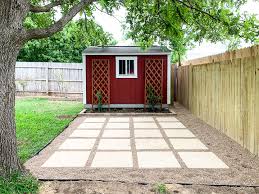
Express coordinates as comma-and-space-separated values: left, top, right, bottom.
256, 55, 259, 156
45, 63, 49, 95
188, 64, 193, 110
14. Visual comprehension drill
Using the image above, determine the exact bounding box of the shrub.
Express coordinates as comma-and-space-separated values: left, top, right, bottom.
147, 85, 162, 111
96, 91, 103, 112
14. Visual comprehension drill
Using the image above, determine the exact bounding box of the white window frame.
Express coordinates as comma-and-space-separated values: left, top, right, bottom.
116, 56, 138, 78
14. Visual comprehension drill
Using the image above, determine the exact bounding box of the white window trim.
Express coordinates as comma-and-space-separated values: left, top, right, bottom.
116, 56, 138, 78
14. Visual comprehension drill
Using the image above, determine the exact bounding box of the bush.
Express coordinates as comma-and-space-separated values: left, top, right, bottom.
96, 91, 103, 112
147, 85, 162, 111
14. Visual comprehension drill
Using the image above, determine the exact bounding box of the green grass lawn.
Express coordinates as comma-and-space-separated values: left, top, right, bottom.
0, 172, 39, 194
1, 97, 83, 194
16, 97, 83, 163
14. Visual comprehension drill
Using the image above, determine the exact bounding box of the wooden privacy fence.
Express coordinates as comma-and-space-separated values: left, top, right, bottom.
15, 62, 83, 97
176, 45, 259, 156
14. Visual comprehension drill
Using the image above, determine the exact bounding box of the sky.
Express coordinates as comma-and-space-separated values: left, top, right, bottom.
92, 0, 259, 60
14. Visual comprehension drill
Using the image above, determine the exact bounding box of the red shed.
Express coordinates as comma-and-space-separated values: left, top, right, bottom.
82, 46, 171, 109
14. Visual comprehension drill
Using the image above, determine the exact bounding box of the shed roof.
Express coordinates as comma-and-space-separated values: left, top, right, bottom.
83, 46, 171, 55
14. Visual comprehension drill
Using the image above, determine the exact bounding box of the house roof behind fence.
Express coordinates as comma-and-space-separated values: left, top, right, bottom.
83, 46, 171, 55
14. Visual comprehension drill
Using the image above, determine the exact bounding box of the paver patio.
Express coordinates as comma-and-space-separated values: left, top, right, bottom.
25, 105, 259, 186
40, 116, 227, 169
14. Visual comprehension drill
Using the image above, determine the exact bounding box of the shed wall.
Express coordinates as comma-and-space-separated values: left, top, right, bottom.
85, 55, 167, 104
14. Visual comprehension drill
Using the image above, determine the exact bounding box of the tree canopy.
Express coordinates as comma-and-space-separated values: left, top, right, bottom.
124, 0, 259, 61
18, 19, 116, 62
24, 0, 258, 62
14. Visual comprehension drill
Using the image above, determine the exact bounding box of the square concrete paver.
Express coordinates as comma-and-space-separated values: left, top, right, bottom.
78, 122, 104, 129
70, 130, 100, 138
83, 117, 106, 123
170, 139, 208, 150
159, 122, 186, 129
106, 122, 129, 129
135, 139, 169, 150
156, 117, 179, 122
59, 139, 96, 150
134, 122, 158, 129
179, 152, 228, 168
42, 151, 90, 167
133, 117, 154, 122
164, 129, 195, 138
102, 130, 130, 138
137, 151, 181, 168
91, 151, 133, 167
134, 130, 162, 138
98, 139, 131, 150
109, 117, 129, 122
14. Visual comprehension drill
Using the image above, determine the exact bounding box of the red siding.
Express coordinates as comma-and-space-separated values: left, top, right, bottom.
86, 55, 167, 104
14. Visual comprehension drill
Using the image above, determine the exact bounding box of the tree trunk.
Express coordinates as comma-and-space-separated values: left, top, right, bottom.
0, 0, 94, 177
0, 0, 28, 176
0, 43, 22, 176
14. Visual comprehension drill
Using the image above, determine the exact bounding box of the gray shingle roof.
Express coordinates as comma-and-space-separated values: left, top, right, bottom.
83, 46, 171, 55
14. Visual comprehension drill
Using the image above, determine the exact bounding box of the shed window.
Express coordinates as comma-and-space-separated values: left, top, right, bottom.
116, 57, 137, 78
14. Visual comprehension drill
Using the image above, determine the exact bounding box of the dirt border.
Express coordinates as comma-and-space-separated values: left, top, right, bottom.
39, 180, 259, 194
78, 108, 177, 116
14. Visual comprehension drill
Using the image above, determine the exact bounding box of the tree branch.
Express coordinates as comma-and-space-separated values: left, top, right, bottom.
93, 4, 122, 24
175, 0, 259, 37
29, 1, 62, 13
175, 0, 220, 21
26, 0, 96, 40
172, 0, 188, 24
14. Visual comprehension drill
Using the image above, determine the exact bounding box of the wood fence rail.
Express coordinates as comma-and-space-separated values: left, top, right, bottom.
176, 45, 259, 156
15, 62, 83, 97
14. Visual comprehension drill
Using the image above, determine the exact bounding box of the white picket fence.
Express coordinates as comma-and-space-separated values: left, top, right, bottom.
15, 62, 83, 96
